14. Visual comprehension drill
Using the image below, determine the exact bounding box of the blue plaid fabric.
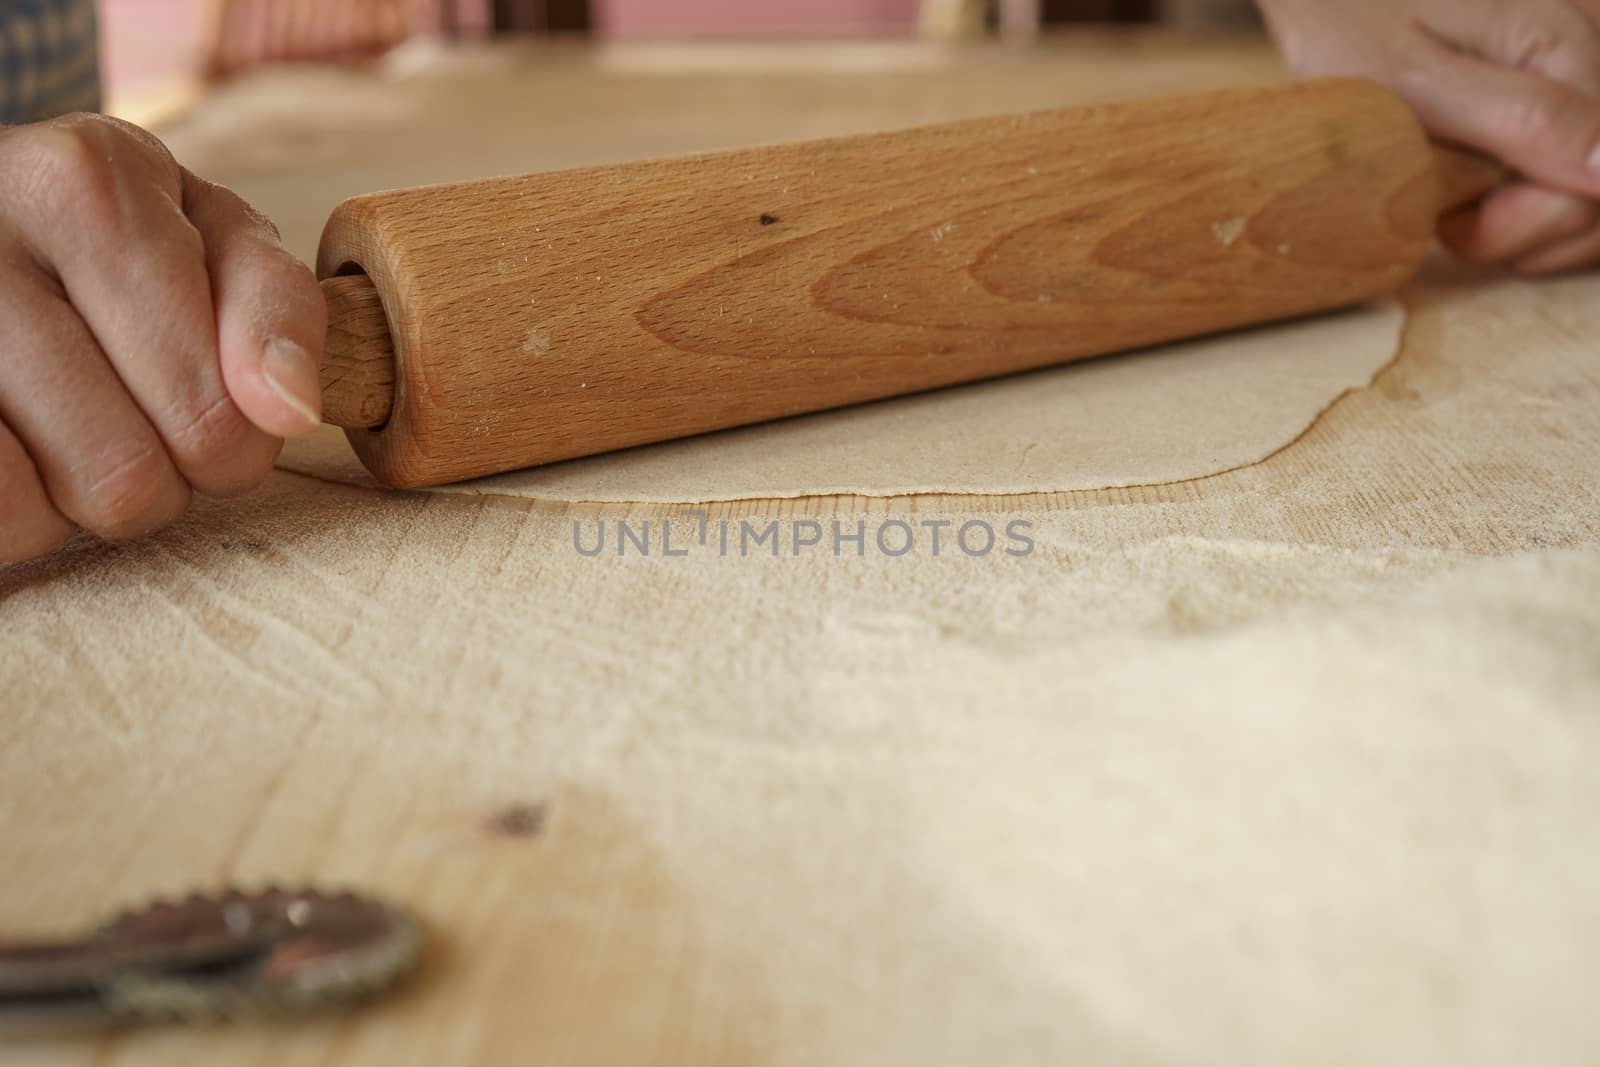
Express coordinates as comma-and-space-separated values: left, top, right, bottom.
0, 0, 101, 124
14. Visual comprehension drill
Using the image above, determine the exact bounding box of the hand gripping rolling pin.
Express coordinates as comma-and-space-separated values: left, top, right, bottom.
313, 78, 1502, 488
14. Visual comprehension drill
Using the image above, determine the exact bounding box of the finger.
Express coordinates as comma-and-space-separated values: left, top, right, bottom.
1437, 181, 1599, 262
1398, 35, 1600, 199
183, 174, 327, 440
1426, 0, 1600, 98
3, 117, 281, 497
0, 417, 74, 563
0, 274, 189, 540
1514, 218, 1600, 273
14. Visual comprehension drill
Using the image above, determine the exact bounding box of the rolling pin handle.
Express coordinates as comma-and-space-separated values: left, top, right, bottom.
1431, 144, 1509, 218
319, 273, 397, 431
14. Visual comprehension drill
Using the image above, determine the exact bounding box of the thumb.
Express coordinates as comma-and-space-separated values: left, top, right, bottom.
1404, 9, 1600, 197
182, 173, 327, 439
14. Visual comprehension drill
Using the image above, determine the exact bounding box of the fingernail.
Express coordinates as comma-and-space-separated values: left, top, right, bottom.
262, 337, 321, 428
1589, 141, 1600, 175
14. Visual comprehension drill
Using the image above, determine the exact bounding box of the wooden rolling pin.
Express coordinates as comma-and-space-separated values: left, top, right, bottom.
314, 78, 1502, 488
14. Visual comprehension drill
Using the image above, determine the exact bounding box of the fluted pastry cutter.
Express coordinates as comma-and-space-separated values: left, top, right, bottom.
0, 887, 421, 1033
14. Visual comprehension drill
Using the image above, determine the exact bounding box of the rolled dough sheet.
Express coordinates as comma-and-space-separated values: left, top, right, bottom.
278, 303, 1404, 501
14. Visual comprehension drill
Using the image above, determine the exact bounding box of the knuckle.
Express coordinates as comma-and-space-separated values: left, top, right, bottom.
227, 186, 284, 244
165, 213, 209, 260
1497, 4, 1594, 68
163, 391, 274, 495
0, 115, 184, 240
3, 118, 123, 232
187, 176, 287, 248
72, 442, 187, 539
256, 209, 285, 245
1504, 20, 1593, 87
1507, 22, 1565, 70
273, 257, 328, 325
165, 390, 249, 465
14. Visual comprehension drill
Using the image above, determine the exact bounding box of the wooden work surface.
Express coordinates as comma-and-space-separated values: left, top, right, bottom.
4, 35, 1599, 1066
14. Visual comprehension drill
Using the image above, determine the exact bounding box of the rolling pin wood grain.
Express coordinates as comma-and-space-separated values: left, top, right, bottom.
315, 78, 1503, 488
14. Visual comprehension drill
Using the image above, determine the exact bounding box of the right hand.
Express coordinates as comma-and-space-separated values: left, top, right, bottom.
0, 113, 327, 563
1256, 0, 1600, 274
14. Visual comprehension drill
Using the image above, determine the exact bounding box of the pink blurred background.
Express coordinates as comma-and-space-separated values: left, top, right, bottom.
98, 0, 925, 110
98, 0, 1250, 117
